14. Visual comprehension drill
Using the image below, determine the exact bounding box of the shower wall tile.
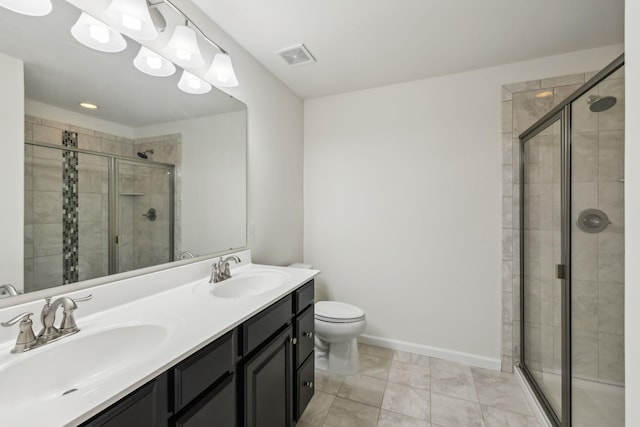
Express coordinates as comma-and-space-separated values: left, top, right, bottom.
33, 223, 63, 257
598, 78, 625, 131
571, 132, 598, 182
33, 158, 62, 192
598, 333, 624, 384
584, 70, 599, 81
502, 197, 513, 228
24, 259, 34, 292
502, 291, 512, 323
504, 80, 541, 93
571, 182, 598, 218
33, 254, 62, 290
24, 224, 34, 259
572, 87, 599, 133
512, 277, 520, 321
501, 101, 512, 131
598, 182, 624, 233
78, 165, 107, 194
598, 283, 624, 335
598, 233, 624, 284
501, 86, 512, 101
553, 84, 583, 107
572, 232, 599, 281
501, 323, 512, 357
502, 261, 512, 293
512, 90, 554, 135
78, 250, 107, 282
503, 166, 512, 196
598, 130, 624, 182
572, 329, 598, 380
24, 123, 33, 142
572, 280, 599, 332
32, 124, 63, 145
79, 221, 104, 252
502, 133, 512, 164
24, 191, 34, 225
78, 193, 103, 221
502, 229, 513, 261
541, 73, 585, 89
33, 191, 62, 224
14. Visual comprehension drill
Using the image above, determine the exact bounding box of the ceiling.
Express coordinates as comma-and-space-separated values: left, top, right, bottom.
192, 0, 624, 99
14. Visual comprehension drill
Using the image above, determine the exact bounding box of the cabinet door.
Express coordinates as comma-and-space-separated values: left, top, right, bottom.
296, 352, 315, 421
243, 325, 294, 427
172, 373, 235, 427
295, 305, 315, 368
81, 374, 168, 427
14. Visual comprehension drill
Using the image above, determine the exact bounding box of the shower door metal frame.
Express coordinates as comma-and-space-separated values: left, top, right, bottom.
518, 53, 625, 427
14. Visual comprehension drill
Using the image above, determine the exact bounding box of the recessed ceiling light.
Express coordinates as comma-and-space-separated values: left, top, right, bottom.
79, 102, 99, 109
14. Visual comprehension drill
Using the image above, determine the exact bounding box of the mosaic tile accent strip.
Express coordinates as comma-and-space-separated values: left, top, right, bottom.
62, 131, 79, 284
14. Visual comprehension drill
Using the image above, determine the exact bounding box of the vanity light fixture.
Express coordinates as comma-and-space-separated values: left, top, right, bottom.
134, 46, 176, 77
162, 24, 205, 69
71, 12, 127, 53
102, 0, 158, 41
177, 70, 211, 95
206, 53, 239, 88
0, 0, 52, 16
79, 102, 99, 109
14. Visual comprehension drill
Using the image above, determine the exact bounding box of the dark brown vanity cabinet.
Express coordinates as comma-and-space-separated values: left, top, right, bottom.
81, 279, 315, 427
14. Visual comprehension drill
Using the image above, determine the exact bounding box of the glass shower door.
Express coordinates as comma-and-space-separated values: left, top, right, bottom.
521, 117, 564, 423
113, 159, 174, 273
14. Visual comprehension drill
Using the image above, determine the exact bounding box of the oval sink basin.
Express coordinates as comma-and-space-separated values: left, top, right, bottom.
0, 323, 168, 410
196, 269, 290, 299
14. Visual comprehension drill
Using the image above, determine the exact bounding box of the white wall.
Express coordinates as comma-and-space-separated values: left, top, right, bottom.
625, 0, 638, 423
0, 52, 24, 292
169, 0, 305, 266
136, 111, 247, 256
304, 45, 623, 365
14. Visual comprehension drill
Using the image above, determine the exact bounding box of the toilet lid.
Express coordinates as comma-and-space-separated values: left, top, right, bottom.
315, 301, 365, 322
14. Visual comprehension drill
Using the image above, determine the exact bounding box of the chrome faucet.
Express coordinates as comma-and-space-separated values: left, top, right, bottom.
1, 294, 92, 353
0, 284, 19, 298
209, 255, 241, 283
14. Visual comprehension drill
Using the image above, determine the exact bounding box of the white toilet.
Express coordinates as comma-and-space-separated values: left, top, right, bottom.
314, 301, 366, 375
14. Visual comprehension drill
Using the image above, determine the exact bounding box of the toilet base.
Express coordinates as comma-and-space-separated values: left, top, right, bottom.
315, 337, 360, 375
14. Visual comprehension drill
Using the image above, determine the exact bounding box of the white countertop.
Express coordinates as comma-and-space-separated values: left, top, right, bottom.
0, 251, 319, 426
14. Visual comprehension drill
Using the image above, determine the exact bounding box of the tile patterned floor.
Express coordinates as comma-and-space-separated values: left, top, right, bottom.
299, 344, 542, 427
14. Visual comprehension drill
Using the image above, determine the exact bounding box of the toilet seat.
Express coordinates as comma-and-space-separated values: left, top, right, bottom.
315, 301, 365, 323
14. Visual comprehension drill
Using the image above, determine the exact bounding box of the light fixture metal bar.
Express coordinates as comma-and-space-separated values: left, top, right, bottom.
153, 0, 228, 54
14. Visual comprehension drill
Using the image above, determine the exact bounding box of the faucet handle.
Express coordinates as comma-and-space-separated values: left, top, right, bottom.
2, 312, 37, 353
60, 295, 92, 334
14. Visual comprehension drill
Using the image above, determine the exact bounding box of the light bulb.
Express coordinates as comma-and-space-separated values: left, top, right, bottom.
133, 46, 176, 77
205, 53, 239, 87
102, 0, 157, 40
163, 25, 204, 68
89, 25, 110, 44
178, 70, 211, 95
71, 12, 127, 53
121, 14, 142, 31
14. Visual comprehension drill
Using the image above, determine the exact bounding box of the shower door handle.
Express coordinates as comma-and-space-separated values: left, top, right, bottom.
556, 264, 566, 280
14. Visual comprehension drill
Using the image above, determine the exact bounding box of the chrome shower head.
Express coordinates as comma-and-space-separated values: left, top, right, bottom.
137, 149, 154, 159
587, 95, 617, 112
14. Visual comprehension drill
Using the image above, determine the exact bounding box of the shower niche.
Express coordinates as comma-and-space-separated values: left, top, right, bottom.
25, 126, 175, 292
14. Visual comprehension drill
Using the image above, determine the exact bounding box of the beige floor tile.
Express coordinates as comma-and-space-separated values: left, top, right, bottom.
388, 360, 431, 390
316, 371, 345, 395
481, 406, 541, 427
300, 391, 335, 426
337, 374, 387, 407
393, 351, 431, 368
471, 367, 533, 415
381, 382, 430, 421
377, 409, 430, 427
431, 393, 484, 427
430, 364, 478, 402
359, 353, 392, 380
431, 358, 473, 375
359, 343, 394, 359
324, 397, 380, 427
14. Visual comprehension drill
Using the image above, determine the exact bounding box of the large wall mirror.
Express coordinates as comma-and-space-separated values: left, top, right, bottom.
0, 0, 247, 302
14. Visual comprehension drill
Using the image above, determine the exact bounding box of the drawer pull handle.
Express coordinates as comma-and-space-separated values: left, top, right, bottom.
304, 381, 313, 388
303, 331, 313, 338
290, 337, 298, 345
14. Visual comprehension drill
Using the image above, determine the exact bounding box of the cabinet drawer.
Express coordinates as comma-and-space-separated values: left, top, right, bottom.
242, 294, 293, 356
295, 305, 315, 367
172, 373, 235, 427
173, 330, 234, 412
296, 352, 315, 421
294, 280, 314, 314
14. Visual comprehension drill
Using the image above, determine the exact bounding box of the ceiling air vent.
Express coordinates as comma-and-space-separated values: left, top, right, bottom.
275, 44, 316, 66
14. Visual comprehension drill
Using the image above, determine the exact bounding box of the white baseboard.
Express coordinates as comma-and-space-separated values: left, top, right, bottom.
358, 334, 501, 371
514, 366, 553, 427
